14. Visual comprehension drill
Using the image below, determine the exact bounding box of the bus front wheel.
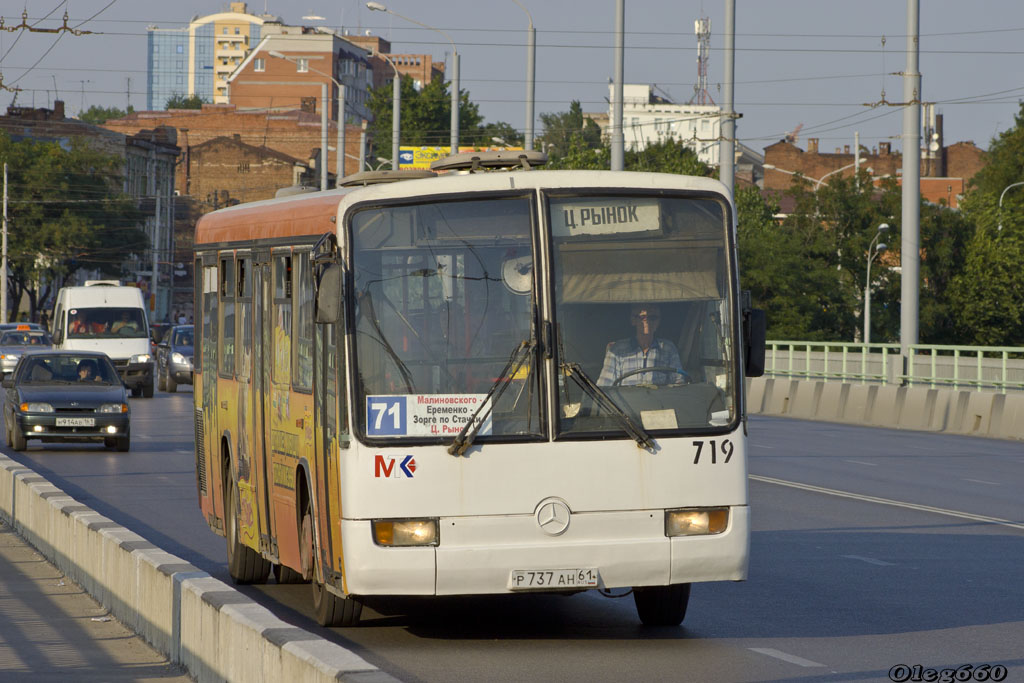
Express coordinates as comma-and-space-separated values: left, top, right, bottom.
302, 510, 362, 626
225, 477, 270, 584
633, 583, 691, 626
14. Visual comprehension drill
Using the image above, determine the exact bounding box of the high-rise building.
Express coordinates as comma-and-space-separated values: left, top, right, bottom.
147, 2, 271, 109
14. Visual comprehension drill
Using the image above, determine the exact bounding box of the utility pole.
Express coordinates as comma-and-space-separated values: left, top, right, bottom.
719, 0, 736, 196
901, 0, 921, 369
610, 0, 624, 171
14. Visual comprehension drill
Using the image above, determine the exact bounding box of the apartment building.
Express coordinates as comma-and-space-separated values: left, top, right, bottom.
227, 23, 373, 124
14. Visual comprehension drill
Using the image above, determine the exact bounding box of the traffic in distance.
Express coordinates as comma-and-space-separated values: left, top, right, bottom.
192, 151, 766, 627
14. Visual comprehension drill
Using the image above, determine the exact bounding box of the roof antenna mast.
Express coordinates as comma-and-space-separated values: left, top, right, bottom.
690, 15, 715, 106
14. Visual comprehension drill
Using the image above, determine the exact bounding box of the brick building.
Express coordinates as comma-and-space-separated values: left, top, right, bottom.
227, 24, 373, 124
342, 34, 445, 90
185, 134, 315, 208
764, 134, 985, 209
102, 103, 361, 190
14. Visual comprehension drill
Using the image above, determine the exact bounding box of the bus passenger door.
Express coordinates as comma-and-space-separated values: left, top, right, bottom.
315, 310, 345, 583
253, 257, 277, 554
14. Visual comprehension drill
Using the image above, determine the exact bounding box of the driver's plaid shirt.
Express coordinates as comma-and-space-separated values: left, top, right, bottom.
597, 337, 684, 386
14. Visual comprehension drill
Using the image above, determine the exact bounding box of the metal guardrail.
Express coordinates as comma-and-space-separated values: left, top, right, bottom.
764, 341, 1024, 393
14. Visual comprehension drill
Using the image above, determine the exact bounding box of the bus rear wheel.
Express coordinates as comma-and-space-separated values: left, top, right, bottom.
633, 583, 691, 626
226, 477, 270, 584
301, 510, 362, 626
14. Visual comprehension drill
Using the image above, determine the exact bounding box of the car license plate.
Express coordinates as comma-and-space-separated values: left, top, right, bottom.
56, 417, 95, 427
509, 568, 599, 590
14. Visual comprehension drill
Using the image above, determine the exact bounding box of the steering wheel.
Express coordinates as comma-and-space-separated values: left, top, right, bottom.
612, 366, 690, 387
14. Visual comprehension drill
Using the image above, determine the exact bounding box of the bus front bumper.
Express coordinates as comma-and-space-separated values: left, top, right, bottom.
339, 505, 748, 596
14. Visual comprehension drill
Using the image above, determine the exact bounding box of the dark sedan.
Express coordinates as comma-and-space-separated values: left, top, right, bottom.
2, 351, 131, 451
156, 324, 193, 393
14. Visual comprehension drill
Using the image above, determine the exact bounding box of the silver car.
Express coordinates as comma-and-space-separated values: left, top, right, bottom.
0, 328, 54, 376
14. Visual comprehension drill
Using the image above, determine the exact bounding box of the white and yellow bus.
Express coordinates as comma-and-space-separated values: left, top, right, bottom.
193, 152, 765, 627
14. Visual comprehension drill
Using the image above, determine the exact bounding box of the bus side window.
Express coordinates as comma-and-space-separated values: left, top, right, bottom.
273, 252, 292, 386
293, 251, 314, 392
219, 255, 236, 378
237, 256, 253, 380
202, 264, 219, 376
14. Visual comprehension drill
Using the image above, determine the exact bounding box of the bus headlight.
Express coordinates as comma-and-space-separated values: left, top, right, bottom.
372, 519, 439, 547
665, 508, 728, 536
130, 354, 151, 364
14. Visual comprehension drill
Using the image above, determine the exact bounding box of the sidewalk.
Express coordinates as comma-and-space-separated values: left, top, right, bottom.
0, 518, 192, 682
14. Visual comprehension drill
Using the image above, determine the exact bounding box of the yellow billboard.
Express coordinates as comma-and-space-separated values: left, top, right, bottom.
399, 146, 525, 170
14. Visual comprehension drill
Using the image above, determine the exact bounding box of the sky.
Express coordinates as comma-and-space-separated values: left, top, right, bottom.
1, 0, 1023, 156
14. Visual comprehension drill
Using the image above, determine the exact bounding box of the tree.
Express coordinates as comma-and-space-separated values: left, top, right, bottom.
950, 101, 1024, 345
366, 76, 488, 158
537, 101, 602, 161
0, 132, 147, 321
165, 93, 205, 110
79, 104, 133, 125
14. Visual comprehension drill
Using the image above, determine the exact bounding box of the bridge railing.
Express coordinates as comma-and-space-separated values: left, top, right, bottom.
765, 341, 1024, 393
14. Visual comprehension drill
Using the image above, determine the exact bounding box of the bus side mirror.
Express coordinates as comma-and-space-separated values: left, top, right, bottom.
315, 264, 343, 324
744, 308, 766, 378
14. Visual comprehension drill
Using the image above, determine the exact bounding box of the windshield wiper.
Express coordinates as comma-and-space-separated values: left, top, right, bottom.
447, 338, 535, 456
560, 362, 655, 450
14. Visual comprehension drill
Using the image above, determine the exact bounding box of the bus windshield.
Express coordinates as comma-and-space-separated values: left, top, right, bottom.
550, 193, 735, 437
351, 195, 542, 442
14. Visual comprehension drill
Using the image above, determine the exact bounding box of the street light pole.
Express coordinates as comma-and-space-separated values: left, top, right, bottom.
375, 52, 402, 170
864, 223, 890, 345
997, 181, 1024, 231
511, 0, 535, 150
367, 2, 458, 152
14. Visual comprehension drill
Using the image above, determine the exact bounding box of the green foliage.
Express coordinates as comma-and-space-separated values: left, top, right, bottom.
165, 93, 206, 110
366, 76, 486, 156
0, 132, 148, 320
537, 101, 602, 161
950, 102, 1024, 345
949, 232, 1024, 345
625, 139, 710, 176
79, 105, 133, 125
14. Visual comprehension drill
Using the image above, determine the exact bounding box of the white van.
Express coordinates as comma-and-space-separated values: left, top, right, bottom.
51, 283, 155, 397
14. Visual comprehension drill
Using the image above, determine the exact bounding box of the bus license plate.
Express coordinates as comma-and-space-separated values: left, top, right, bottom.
56, 417, 95, 427
509, 568, 599, 590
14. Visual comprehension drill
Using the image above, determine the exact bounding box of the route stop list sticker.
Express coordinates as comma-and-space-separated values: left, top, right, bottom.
366, 394, 492, 437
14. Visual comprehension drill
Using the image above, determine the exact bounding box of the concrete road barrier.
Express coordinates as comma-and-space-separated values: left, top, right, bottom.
747, 377, 1024, 441
0, 454, 398, 683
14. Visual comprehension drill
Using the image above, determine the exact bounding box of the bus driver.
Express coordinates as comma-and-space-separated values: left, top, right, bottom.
597, 303, 687, 386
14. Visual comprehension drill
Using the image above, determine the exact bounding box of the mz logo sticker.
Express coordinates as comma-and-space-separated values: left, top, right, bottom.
374, 454, 417, 478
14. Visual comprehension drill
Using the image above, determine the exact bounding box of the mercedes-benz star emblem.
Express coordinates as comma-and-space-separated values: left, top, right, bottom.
535, 498, 571, 536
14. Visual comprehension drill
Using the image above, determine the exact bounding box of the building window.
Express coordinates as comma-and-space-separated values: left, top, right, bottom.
222, 27, 228, 34
176, 45, 184, 54
234, 27, 240, 35
297, 58, 309, 73
254, 58, 265, 72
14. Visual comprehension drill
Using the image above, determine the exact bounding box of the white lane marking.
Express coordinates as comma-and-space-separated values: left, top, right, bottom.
842, 554, 895, 566
749, 648, 826, 668
750, 475, 1024, 531
963, 478, 999, 486
844, 459, 877, 467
